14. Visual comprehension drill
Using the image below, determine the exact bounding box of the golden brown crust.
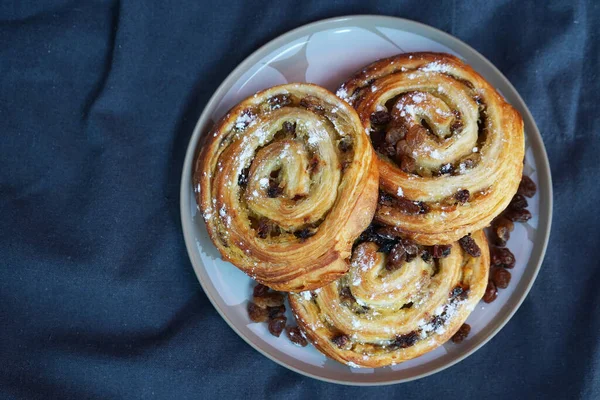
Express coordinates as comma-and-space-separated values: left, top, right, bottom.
194, 83, 379, 292
338, 53, 524, 245
289, 230, 489, 368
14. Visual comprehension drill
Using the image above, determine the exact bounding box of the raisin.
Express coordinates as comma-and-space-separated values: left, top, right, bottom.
378, 191, 396, 207
332, 334, 350, 349
482, 281, 498, 303
461, 158, 475, 170
491, 267, 511, 289
338, 138, 352, 152
399, 155, 416, 173
378, 240, 396, 254
268, 305, 286, 319
253, 283, 270, 298
474, 94, 484, 107
268, 316, 287, 337
504, 208, 532, 222
490, 247, 516, 269
450, 111, 464, 134
267, 183, 283, 198
454, 189, 470, 204
282, 121, 296, 133
392, 331, 419, 348
509, 194, 528, 210
356, 224, 380, 244
268, 94, 291, 109
375, 226, 402, 241
388, 126, 406, 142
459, 235, 481, 257
299, 96, 324, 114
247, 302, 269, 322
401, 239, 419, 257
418, 201, 430, 214
518, 175, 537, 198
370, 111, 391, 125
238, 167, 249, 187
491, 217, 514, 246
378, 142, 397, 157
294, 228, 315, 241
369, 129, 385, 147
439, 163, 454, 175
451, 285, 469, 301
421, 249, 432, 262
430, 315, 444, 331
339, 287, 355, 306
432, 244, 452, 258
256, 218, 271, 239
254, 292, 285, 308
385, 128, 403, 145
386, 242, 406, 271
309, 156, 320, 174
286, 326, 308, 347
395, 197, 422, 214
451, 323, 471, 343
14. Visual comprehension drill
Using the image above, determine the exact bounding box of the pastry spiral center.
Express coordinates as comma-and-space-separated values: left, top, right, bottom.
243, 115, 341, 229
376, 71, 480, 171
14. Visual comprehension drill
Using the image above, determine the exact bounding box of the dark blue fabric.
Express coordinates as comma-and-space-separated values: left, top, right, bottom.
1, 1, 598, 398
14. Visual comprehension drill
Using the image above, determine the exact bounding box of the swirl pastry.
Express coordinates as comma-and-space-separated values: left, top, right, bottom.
289, 229, 489, 368
337, 53, 524, 245
194, 84, 379, 292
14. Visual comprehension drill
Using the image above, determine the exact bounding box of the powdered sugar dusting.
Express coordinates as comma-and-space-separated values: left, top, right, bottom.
300, 291, 312, 300
421, 61, 451, 73
336, 87, 349, 101
234, 112, 256, 130
307, 124, 327, 145
411, 93, 426, 103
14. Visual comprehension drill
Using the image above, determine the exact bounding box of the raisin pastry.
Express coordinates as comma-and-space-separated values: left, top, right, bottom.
338, 53, 524, 245
194, 84, 379, 292
289, 229, 489, 368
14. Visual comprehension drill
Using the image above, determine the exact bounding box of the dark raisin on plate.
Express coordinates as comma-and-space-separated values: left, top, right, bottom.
482, 281, 498, 303
491, 267, 511, 289
518, 175, 537, 198
268, 316, 287, 337
451, 323, 471, 343
253, 283, 270, 298
286, 326, 308, 347
247, 302, 269, 323
504, 208, 532, 223
490, 246, 516, 269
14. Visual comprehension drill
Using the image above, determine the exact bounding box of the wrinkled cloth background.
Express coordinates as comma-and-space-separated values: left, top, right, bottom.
1, 1, 599, 398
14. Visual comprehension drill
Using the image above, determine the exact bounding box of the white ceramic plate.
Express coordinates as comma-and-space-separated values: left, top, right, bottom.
180, 15, 552, 385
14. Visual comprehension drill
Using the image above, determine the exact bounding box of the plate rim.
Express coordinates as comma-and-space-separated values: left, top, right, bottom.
179, 14, 553, 386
